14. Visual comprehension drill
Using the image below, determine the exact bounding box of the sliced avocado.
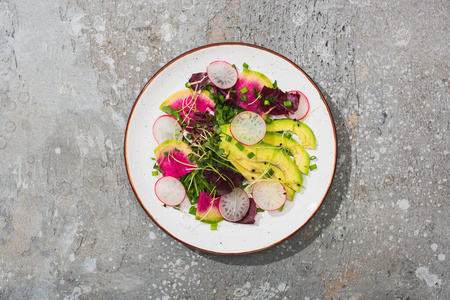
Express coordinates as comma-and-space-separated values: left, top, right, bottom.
265, 119, 316, 149
219, 135, 302, 192
229, 159, 295, 201
262, 132, 310, 175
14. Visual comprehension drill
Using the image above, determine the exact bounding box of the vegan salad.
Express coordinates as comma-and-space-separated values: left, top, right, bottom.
152, 61, 317, 229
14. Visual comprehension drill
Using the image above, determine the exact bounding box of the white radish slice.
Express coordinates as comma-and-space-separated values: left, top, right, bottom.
207, 60, 238, 89
153, 115, 183, 144
219, 188, 250, 222
230, 111, 266, 146
154, 176, 186, 207
252, 180, 286, 211
287, 90, 310, 121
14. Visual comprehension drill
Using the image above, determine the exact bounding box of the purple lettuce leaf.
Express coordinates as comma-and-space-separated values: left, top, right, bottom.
203, 168, 246, 197
258, 87, 300, 116
188, 72, 210, 92
237, 198, 257, 224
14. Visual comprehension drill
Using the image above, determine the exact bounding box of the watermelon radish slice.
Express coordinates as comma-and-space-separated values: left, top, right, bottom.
287, 91, 310, 120
153, 115, 183, 144
252, 180, 287, 211
219, 188, 250, 222
196, 192, 223, 223
154, 176, 186, 206
235, 68, 273, 113
154, 140, 197, 178
207, 61, 238, 89
159, 89, 214, 123
230, 111, 266, 145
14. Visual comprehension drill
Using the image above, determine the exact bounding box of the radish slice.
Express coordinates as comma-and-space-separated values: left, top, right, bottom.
207, 61, 238, 89
154, 176, 186, 207
153, 115, 183, 144
230, 111, 266, 146
287, 91, 310, 121
252, 180, 286, 211
219, 188, 250, 222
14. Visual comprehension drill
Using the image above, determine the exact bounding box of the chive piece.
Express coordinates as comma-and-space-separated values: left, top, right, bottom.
265, 118, 273, 124
185, 82, 190, 88
173, 206, 180, 210
232, 64, 237, 69
310, 164, 317, 170
247, 152, 255, 159
267, 168, 274, 176
151, 157, 156, 161
235, 142, 245, 151
164, 151, 169, 157
152, 171, 159, 176
264, 100, 270, 106
188, 206, 197, 215
240, 87, 248, 94
310, 156, 317, 160
210, 223, 218, 230
279, 204, 284, 212
256, 208, 265, 213
225, 135, 232, 142
243, 62, 249, 69
273, 80, 278, 88
241, 95, 247, 102
284, 101, 292, 107
230, 89, 237, 94
284, 132, 293, 139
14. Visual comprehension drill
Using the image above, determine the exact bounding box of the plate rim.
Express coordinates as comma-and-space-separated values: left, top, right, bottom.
124, 42, 338, 255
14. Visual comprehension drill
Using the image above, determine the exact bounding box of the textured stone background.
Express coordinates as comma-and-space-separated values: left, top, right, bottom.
0, 0, 448, 299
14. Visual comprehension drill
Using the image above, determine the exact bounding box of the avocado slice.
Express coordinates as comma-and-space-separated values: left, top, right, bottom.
219, 135, 303, 192
265, 119, 316, 149
262, 132, 310, 175
225, 155, 296, 201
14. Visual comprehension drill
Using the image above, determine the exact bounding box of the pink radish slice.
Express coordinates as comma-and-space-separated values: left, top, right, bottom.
230, 111, 266, 146
252, 180, 286, 211
207, 61, 239, 89
219, 188, 250, 222
153, 115, 183, 144
154, 176, 186, 206
287, 91, 310, 121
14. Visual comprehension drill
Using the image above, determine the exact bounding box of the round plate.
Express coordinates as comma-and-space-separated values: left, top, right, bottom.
125, 43, 337, 254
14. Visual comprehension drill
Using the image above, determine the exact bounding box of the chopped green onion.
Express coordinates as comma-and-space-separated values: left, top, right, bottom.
265, 118, 273, 124
240, 87, 248, 94
185, 82, 190, 88
230, 89, 237, 94
267, 168, 275, 176
152, 171, 159, 176
243, 62, 249, 69
256, 208, 265, 213
241, 95, 247, 102
235, 142, 245, 151
272, 80, 278, 88
151, 157, 156, 161
310, 164, 317, 170
173, 205, 180, 210
284, 101, 292, 107
164, 151, 169, 157
264, 100, 270, 106
310, 156, 317, 160
225, 135, 232, 142
232, 64, 237, 69
188, 206, 197, 215
279, 203, 284, 212
247, 152, 255, 159
210, 223, 218, 230
284, 132, 292, 139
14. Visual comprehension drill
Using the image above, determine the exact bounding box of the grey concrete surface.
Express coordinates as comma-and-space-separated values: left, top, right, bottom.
0, 0, 448, 299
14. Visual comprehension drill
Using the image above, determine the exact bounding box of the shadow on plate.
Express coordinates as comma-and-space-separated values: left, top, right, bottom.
191, 84, 353, 265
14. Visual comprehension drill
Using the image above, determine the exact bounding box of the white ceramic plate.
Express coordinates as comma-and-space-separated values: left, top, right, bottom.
125, 43, 337, 254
